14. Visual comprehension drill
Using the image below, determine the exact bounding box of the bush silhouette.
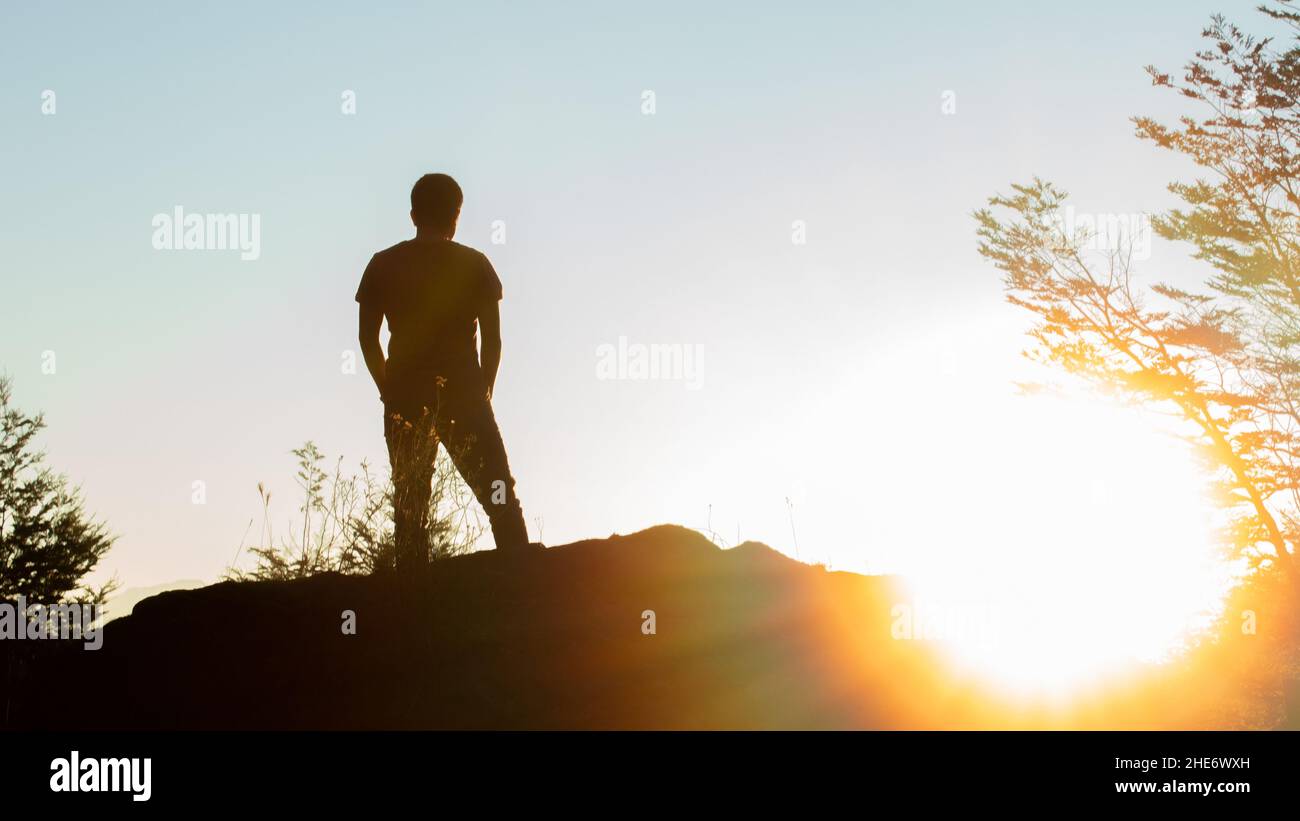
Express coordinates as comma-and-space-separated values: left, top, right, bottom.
228, 438, 484, 580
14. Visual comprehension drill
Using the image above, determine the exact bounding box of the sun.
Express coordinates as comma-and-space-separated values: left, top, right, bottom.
902, 394, 1233, 696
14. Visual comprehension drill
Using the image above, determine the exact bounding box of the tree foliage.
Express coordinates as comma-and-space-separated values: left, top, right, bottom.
0, 377, 115, 602
975, 3, 1300, 583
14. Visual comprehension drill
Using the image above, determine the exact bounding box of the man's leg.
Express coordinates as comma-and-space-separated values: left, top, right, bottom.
385, 404, 439, 570
437, 387, 530, 551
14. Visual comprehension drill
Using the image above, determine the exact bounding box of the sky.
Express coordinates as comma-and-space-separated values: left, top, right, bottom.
0, 0, 1274, 604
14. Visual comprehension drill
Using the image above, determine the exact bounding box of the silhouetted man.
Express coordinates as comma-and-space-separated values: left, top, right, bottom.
357, 173, 530, 567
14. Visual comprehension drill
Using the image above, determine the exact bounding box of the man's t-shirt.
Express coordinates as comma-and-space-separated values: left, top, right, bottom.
355, 238, 503, 389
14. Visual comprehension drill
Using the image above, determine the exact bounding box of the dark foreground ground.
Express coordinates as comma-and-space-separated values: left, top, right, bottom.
0, 525, 1277, 729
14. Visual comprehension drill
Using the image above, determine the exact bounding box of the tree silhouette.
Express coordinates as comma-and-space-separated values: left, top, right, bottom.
976, 3, 1300, 584
975, 4, 1300, 726
0, 377, 114, 602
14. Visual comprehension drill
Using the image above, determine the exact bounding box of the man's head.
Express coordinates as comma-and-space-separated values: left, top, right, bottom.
410, 173, 463, 237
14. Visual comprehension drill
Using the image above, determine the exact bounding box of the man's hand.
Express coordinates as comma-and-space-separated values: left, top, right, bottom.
478, 299, 502, 404
358, 302, 388, 401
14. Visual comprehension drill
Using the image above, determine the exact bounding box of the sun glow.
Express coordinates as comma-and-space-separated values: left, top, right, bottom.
902, 395, 1233, 695
664, 325, 1239, 700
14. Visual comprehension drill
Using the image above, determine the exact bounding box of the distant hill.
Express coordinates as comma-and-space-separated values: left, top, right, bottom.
103, 579, 205, 621
0, 525, 1256, 729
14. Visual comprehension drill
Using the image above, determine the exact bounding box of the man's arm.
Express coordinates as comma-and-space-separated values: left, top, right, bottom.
479, 299, 502, 401
358, 302, 387, 400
